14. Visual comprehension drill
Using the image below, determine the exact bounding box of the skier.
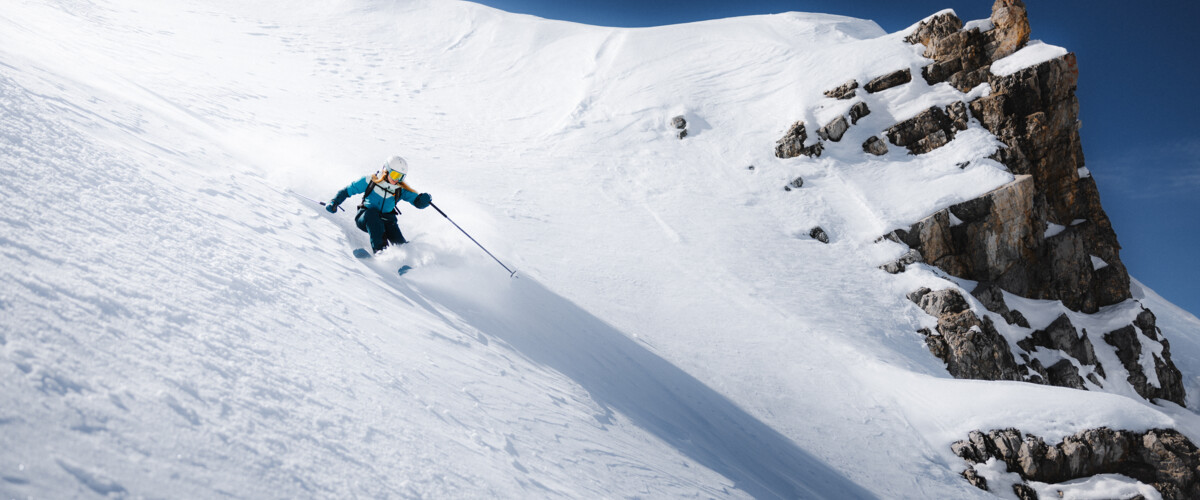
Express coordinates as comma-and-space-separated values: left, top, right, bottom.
326, 155, 433, 253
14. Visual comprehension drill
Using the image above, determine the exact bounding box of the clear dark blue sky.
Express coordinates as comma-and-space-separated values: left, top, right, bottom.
472, 0, 1200, 317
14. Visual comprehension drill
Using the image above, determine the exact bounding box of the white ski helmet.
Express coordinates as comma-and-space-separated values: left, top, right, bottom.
383, 155, 409, 182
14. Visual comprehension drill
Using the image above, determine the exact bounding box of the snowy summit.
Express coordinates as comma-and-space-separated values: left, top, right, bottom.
2, 0, 1199, 499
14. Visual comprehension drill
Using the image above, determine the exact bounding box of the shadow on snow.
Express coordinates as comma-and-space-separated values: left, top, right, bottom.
397, 269, 876, 500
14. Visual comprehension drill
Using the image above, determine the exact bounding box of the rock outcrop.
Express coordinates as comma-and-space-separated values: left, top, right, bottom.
953, 427, 1200, 500
823, 79, 858, 100
775, 121, 823, 158
882, 175, 1040, 292
809, 226, 829, 244
884, 102, 969, 155
1104, 309, 1186, 406
971, 282, 1029, 328
783, 0, 1186, 410
1015, 313, 1104, 388
906, 285, 1186, 404
891, 0, 1130, 314
910, 288, 1025, 382
988, 0, 1031, 60
817, 116, 849, 142
864, 68, 912, 93
848, 101, 870, 125
884, 1, 1190, 407
862, 135, 888, 156
671, 115, 688, 139
876, 2, 1193, 495
907, 0, 1031, 93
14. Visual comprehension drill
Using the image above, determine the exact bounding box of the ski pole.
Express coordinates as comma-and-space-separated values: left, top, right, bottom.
290, 189, 344, 212
430, 202, 517, 278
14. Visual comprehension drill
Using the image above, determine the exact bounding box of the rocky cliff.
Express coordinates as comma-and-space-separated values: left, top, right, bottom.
893, 1, 1129, 314
775, 1, 1195, 496
885, 0, 1186, 405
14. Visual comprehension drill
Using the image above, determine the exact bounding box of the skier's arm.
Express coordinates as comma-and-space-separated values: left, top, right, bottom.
344, 176, 371, 197
327, 176, 370, 212
329, 188, 350, 208
398, 182, 431, 209
328, 176, 369, 205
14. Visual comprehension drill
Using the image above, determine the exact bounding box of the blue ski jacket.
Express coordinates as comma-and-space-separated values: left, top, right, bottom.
334, 175, 420, 213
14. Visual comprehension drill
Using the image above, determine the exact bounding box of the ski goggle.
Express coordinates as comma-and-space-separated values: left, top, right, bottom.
386, 169, 405, 182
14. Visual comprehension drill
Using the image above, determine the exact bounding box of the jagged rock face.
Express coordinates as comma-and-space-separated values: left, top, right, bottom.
909, 0, 1030, 92
909, 13, 990, 92
898, 4, 1131, 314
904, 12, 962, 48
1014, 313, 1106, 389
885, 168, 1127, 313
884, 175, 1040, 291
886, 0, 1187, 406
788, 0, 1185, 407
910, 288, 1026, 382
971, 282, 1029, 328
973, 56, 1081, 219
1017, 314, 1103, 375
988, 0, 1031, 60
893, 4, 1193, 493
1103, 309, 1186, 406
906, 285, 1188, 404
952, 427, 1200, 500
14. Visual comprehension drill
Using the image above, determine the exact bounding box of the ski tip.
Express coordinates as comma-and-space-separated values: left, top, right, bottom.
352, 248, 372, 259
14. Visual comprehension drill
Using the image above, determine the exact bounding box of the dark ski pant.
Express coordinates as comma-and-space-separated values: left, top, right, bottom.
355, 207, 406, 253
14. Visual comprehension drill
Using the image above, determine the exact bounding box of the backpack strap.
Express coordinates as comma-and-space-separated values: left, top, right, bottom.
358, 174, 403, 213
357, 179, 375, 209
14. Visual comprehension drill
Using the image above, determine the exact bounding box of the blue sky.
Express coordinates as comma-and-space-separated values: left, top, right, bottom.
470, 0, 1200, 317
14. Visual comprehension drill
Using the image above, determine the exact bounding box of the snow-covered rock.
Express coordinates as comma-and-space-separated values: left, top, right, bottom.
954, 427, 1200, 499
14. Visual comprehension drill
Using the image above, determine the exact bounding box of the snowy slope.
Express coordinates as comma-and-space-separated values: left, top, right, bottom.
2, 0, 1199, 498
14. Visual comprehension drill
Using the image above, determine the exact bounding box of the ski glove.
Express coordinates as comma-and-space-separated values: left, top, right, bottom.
327, 188, 350, 213
414, 192, 432, 209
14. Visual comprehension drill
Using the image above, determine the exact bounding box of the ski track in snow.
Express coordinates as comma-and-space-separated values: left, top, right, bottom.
2, 1, 1199, 499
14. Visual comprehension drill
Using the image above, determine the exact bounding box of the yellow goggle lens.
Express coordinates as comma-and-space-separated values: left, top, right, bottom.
388, 170, 404, 181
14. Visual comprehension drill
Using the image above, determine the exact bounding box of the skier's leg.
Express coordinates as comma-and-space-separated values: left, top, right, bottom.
362, 207, 388, 253
354, 208, 369, 233
381, 212, 407, 246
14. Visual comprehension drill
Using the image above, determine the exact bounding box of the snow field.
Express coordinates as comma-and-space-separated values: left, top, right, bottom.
2, 0, 1200, 498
